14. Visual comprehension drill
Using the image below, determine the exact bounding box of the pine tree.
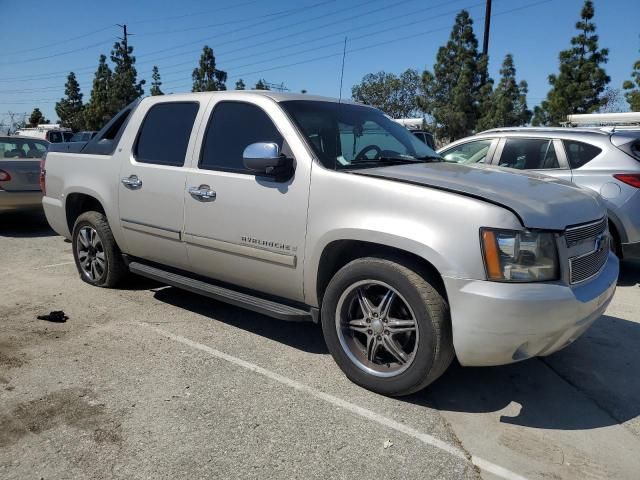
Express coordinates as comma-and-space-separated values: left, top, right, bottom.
254, 79, 269, 90
109, 36, 145, 112
532, 1, 609, 125
623, 50, 640, 111
477, 54, 531, 130
84, 55, 113, 131
150, 66, 164, 96
192, 46, 227, 92
55, 72, 85, 131
417, 10, 492, 141
235, 79, 246, 90
28, 108, 48, 127
351, 69, 421, 118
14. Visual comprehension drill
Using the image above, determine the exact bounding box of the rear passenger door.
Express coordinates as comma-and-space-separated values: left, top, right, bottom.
493, 137, 572, 183
182, 97, 312, 302
116, 100, 206, 270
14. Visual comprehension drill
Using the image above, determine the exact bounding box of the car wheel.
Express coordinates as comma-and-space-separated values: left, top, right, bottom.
72, 211, 127, 287
321, 257, 454, 396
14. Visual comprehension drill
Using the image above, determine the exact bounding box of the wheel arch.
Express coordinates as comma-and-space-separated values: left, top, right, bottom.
310, 237, 448, 308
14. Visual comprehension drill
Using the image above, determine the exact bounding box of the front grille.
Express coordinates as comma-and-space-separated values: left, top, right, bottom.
565, 218, 607, 247
569, 238, 609, 284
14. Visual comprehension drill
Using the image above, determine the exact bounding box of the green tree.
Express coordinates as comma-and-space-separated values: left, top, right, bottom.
192, 45, 227, 92
28, 108, 48, 127
109, 37, 145, 112
417, 10, 491, 141
235, 79, 246, 90
623, 50, 640, 111
84, 55, 113, 130
532, 1, 609, 125
150, 66, 164, 96
254, 79, 269, 90
477, 54, 531, 131
55, 72, 85, 131
351, 69, 421, 118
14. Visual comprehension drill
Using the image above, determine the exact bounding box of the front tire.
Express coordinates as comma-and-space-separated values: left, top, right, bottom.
321, 257, 454, 396
72, 211, 126, 287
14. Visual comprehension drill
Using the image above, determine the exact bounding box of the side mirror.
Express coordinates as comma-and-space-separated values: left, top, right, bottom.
243, 142, 294, 181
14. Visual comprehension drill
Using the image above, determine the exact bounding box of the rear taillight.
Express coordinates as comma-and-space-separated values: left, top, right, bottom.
0, 169, 10, 181
614, 173, 640, 188
39, 156, 46, 194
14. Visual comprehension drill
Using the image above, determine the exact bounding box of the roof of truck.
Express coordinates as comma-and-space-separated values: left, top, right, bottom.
158, 90, 360, 105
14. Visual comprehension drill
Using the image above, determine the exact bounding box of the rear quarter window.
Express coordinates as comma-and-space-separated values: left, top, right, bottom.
563, 140, 602, 169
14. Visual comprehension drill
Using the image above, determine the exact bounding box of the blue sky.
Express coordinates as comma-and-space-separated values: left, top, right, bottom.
0, 0, 638, 124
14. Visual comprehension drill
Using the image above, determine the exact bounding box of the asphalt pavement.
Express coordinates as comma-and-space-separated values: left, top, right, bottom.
1, 211, 639, 480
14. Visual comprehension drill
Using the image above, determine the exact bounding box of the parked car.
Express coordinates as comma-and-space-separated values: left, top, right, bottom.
0, 136, 48, 212
70, 131, 98, 142
438, 127, 640, 260
14, 125, 73, 143
392, 118, 436, 149
42, 92, 618, 396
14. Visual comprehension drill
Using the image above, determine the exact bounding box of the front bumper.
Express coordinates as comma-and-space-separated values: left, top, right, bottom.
622, 241, 640, 261
443, 252, 619, 366
0, 190, 43, 212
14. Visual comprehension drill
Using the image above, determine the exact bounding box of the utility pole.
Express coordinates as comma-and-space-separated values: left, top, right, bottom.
482, 0, 492, 57
116, 23, 134, 60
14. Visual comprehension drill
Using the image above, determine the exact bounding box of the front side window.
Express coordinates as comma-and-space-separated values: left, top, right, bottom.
134, 102, 199, 167
441, 139, 493, 165
498, 138, 559, 170
281, 100, 439, 170
200, 101, 283, 172
48, 131, 63, 143
563, 140, 601, 169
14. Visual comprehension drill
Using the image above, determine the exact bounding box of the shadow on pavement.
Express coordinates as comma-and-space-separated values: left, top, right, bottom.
152, 287, 328, 355
409, 313, 640, 431
145, 281, 638, 431
618, 260, 639, 287
0, 211, 55, 238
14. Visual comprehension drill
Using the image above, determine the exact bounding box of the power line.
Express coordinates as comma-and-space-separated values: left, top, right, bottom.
1, 0, 550, 104
0, 0, 338, 82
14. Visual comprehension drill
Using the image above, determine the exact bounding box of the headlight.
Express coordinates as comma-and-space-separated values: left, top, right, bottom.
481, 228, 559, 282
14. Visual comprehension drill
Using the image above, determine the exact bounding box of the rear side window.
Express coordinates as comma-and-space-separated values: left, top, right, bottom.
48, 131, 63, 143
134, 102, 199, 167
499, 138, 559, 170
563, 140, 602, 169
200, 101, 283, 173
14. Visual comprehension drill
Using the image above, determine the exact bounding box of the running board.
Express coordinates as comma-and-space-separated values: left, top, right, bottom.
128, 261, 314, 322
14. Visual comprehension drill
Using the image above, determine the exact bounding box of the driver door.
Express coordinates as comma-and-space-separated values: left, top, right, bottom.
182, 97, 312, 302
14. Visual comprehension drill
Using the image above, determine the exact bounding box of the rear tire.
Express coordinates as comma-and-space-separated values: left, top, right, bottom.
321, 257, 454, 396
72, 211, 127, 288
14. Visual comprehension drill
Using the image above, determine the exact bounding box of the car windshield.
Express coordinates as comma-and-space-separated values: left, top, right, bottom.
281, 100, 440, 170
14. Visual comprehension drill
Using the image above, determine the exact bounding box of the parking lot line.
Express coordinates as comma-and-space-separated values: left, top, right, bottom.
142, 322, 528, 480
39, 261, 75, 269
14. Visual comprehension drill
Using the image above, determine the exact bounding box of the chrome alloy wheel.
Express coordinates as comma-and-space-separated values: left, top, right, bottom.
335, 280, 419, 378
76, 226, 106, 282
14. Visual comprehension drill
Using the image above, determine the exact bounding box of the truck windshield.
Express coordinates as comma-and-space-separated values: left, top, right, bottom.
281, 100, 440, 170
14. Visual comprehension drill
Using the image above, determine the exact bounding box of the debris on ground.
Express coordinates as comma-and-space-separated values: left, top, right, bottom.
37, 311, 68, 323
383, 440, 393, 449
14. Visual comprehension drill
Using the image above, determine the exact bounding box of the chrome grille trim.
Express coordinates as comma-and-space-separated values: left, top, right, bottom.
569, 236, 609, 284
565, 217, 607, 247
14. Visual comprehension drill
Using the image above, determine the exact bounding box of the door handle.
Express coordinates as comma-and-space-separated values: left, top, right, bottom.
121, 175, 142, 189
188, 185, 216, 201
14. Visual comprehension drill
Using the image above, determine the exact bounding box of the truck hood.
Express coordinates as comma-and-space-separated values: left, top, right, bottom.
354, 162, 604, 230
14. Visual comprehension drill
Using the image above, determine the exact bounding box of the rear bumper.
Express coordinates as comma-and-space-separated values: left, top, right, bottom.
0, 190, 43, 212
443, 252, 619, 366
622, 241, 640, 260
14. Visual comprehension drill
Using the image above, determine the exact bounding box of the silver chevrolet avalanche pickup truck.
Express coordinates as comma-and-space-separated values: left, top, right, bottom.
42, 92, 619, 396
